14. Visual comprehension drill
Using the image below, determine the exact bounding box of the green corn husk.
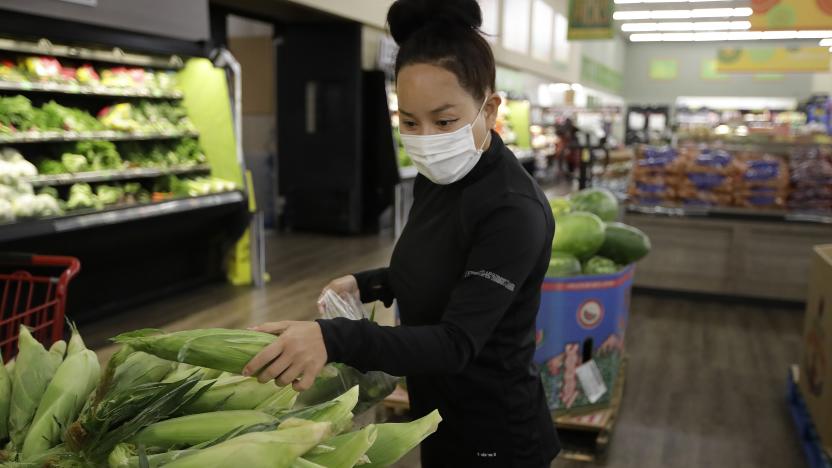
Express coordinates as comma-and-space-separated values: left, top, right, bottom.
179, 374, 297, 415
108, 443, 198, 468
66, 323, 86, 356
161, 421, 332, 468
112, 328, 278, 374
363, 410, 442, 468
5, 358, 15, 374
9, 326, 63, 448
278, 386, 359, 435
132, 410, 277, 450
295, 364, 398, 415
162, 363, 222, 383
303, 424, 378, 468
65, 371, 210, 463
0, 354, 10, 441
293, 458, 327, 468
21, 348, 100, 460
111, 352, 176, 395
48, 340, 67, 359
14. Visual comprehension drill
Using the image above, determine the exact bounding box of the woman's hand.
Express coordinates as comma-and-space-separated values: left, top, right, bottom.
317, 275, 360, 314
242, 321, 328, 391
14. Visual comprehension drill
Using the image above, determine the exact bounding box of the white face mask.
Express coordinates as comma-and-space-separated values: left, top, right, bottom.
400, 98, 490, 185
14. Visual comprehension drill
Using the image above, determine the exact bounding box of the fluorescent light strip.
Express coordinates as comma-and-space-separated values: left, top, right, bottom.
615, 0, 728, 3
614, 7, 752, 20
631, 30, 832, 41
621, 20, 750, 32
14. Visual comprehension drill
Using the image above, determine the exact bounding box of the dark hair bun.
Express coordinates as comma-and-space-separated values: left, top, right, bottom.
387, 0, 483, 45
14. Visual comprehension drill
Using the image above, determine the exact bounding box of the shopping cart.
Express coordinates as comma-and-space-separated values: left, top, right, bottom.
0, 254, 81, 361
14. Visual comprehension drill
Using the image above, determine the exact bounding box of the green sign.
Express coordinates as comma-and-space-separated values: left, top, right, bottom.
649, 59, 678, 80
568, 0, 614, 40
701, 59, 729, 81
580, 56, 622, 93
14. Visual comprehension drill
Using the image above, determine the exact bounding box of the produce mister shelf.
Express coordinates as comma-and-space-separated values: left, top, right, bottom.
0, 24, 259, 321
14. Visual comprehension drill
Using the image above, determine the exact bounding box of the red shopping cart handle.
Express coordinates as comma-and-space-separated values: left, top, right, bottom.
0, 253, 80, 276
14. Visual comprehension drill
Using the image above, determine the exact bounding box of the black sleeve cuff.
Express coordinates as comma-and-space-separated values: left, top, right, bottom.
353, 268, 394, 306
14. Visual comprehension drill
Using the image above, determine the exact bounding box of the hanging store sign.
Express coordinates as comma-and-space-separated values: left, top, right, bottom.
750, 0, 832, 30
568, 0, 615, 40
716, 46, 831, 73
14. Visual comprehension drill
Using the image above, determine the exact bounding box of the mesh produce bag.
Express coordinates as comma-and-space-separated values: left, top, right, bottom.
308, 288, 399, 413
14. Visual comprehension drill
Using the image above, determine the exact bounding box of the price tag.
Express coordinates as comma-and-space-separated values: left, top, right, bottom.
575, 359, 607, 404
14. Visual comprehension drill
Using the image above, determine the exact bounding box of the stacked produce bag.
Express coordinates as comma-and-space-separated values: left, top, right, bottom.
733, 152, 789, 209
547, 188, 651, 278
629, 144, 798, 210
0, 325, 433, 467
675, 146, 735, 207
628, 146, 678, 206
788, 146, 832, 212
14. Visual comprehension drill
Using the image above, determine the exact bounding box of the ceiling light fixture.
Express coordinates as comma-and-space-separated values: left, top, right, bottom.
614, 7, 752, 20
630, 30, 832, 41
621, 20, 750, 32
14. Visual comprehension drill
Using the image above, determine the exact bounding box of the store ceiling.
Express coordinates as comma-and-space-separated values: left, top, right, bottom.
614, 0, 832, 43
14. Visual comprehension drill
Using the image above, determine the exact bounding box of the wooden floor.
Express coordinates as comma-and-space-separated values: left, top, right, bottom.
83, 231, 806, 468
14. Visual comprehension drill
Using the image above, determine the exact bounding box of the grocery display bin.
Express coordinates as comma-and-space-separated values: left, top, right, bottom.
0, 254, 80, 361
534, 265, 634, 413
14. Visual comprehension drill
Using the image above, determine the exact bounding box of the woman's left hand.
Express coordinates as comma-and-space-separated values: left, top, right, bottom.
242, 321, 328, 391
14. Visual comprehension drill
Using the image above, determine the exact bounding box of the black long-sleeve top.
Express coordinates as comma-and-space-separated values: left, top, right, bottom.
317, 132, 560, 467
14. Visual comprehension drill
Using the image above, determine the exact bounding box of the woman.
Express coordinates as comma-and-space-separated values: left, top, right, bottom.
243, 0, 560, 465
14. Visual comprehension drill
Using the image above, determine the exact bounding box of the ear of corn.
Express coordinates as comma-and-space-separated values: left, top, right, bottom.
66, 323, 86, 356
293, 458, 327, 468
298, 386, 358, 435
5, 358, 14, 374
132, 410, 277, 450
48, 340, 67, 359
112, 328, 278, 375
0, 354, 9, 442
163, 363, 222, 383
303, 424, 378, 468
66, 371, 209, 462
295, 364, 397, 416
179, 374, 295, 415
111, 352, 176, 395
21, 349, 100, 460
254, 384, 298, 414
362, 410, 442, 467
108, 443, 198, 468
160, 421, 332, 468
9, 326, 63, 448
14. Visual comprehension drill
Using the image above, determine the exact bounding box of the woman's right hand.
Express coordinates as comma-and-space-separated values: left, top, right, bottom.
317, 275, 360, 314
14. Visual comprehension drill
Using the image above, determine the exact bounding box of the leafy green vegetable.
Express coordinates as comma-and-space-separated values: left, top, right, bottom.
40, 101, 102, 132
0, 96, 38, 131
66, 183, 101, 211
96, 185, 124, 205
61, 153, 89, 173
38, 187, 60, 198
74, 141, 122, 171
37, 159, 67, 175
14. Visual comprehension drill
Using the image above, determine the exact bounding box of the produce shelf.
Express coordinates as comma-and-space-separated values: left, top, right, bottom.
0, 37, 184, 70
0, 130, 199, 144
0, 190, 244, 243
29, 164, 211, 187
0, 80, 183, 99
626, 204, 832, 225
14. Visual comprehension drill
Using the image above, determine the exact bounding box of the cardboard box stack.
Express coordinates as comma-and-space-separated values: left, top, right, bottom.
799, 245, 832, 455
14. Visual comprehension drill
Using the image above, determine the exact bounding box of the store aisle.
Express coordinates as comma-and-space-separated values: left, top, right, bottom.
85, 232, 805, 468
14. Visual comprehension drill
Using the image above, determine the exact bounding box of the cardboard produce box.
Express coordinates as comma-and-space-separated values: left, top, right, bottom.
534, 266, 633, 414
800, 245, 832, 453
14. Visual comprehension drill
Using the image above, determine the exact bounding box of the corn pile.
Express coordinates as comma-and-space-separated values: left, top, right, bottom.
0, 326, 439, 468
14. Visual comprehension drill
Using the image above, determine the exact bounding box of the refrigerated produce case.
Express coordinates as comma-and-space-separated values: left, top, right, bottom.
0, 10, 260, 321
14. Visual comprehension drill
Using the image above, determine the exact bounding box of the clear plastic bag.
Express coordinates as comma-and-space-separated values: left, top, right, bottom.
308, 287, 399, 413
318, 288, 368, 321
